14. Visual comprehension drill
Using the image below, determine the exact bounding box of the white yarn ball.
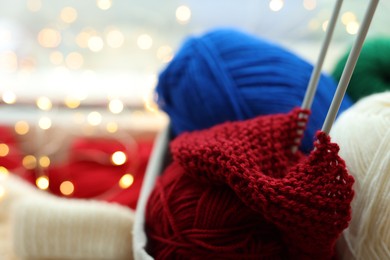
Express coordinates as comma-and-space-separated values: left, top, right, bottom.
330, 91, 390, 260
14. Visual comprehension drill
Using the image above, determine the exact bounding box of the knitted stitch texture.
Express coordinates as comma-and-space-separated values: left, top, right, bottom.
171, 108, 354, 260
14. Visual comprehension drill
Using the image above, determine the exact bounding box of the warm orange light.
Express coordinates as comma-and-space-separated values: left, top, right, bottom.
0, 144, 9, 157
38, 28, 61, 48
23, 155, 37, 169
60, 181, 74, 196
119, 173, 134, 189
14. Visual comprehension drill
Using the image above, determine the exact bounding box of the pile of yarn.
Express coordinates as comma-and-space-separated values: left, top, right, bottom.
145, 108, 354, 259
332, 37, 390, 102
156, 28, 352, 153
144, 28, 356, 259
330, 92, 390, 260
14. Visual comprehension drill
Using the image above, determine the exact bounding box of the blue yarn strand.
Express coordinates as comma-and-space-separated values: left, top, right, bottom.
156, 28, 352, 153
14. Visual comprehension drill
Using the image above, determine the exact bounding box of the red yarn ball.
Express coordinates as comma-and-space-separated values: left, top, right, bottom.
145, 161, 287, 259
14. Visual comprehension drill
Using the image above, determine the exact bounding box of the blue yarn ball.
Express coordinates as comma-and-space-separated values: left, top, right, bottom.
156, 28, 352, 153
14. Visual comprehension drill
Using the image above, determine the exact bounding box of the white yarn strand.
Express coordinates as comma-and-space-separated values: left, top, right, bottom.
331, 92, 390, 260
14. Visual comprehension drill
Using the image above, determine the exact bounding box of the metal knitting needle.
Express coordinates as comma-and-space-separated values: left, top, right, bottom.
292, 0, 344, 153
301, 0, 344, 112
322, 0, 379, 134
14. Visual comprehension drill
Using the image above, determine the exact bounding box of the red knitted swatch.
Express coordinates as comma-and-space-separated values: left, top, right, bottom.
171, 108, 354, 260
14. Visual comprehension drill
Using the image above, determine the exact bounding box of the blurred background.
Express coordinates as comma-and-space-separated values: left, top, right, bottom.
0, 0, 389, 200
1, 0, 390, 108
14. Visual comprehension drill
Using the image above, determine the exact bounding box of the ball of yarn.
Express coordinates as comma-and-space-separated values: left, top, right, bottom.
145, 161, 287, 259
170, 108, 354, 259
332, 38, 390, 102
330, 92, 390, 260
156, 28, 352, 153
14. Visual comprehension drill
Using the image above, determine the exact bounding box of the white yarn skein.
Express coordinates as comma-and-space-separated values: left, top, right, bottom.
330, 92, 390, 260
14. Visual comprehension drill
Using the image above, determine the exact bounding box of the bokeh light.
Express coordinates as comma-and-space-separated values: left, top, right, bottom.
97, 0, 112, 10
38, 117, 52, 130
60, 7, 78, 24
39, 156, 50, 168
0, 143, 9, 157
2, 91, 17, 104
36, 96, 52, 111
303, 0, 317, 11
108, 99, 124, 114
38, 28, 61, 48
119, 173, 134, 189
60, 181, 74, 195
137, 34, 153, 50
346, 21, 360, 35
176, 5, 191, 24
111, 151, 127, 165
23, 155, 37, 169
88, 36, 104, 52
65, 52, 84, 70
106, 122, 118, 133
15, 121, 30, 135
269, 0, 284, 12
87, 111, 102, 125
36, 176, 49, 190
106, 29, 125, 48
